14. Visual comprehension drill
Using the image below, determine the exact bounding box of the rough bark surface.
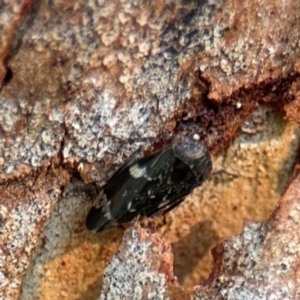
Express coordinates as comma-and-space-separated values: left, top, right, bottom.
100, 167, 300, 299
0, 0, 299, 299
193, 166, 300, 299
100, 224, 190, 300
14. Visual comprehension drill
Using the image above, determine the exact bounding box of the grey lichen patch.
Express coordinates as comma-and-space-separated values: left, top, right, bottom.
1, 0, 299, 183
0, 0, 223, 182
59, 0, 224, 181
100, 225, 174, 300
0, 149, 70, 299
0, 176, 65, 299
0, 94, 65, 180
20, 179, 94, 300
199, 1, 300, 101
63, 91, 155, 159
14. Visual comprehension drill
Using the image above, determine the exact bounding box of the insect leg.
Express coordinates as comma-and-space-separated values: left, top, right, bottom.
162, 196, 185, 215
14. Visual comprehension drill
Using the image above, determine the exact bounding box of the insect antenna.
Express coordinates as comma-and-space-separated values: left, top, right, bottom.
211, 169, 237, 182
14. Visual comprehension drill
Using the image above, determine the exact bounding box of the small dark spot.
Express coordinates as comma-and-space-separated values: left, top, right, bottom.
3, 67, 13, 85
203, 28, 210, 36
164, 46, 178, 57
139, 107, 146, 113
178, 9, 198, 26
223, 257, 230, 263
46, 189, 55, 196
161, 23, 175, 38
240, 262, 248, 269
232, 261, 237, 270
280, 263, 287, 271
286, 92, 295, 103
185, 30, 199, 44
181, 0, 203, 5
258, 234, 265, 243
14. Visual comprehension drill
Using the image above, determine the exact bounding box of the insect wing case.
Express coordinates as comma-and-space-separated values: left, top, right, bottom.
86, 147, 175, 232
86, 135, 212, 232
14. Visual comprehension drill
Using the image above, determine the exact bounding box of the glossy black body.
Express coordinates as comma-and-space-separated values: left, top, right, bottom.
86, 134, 212, 232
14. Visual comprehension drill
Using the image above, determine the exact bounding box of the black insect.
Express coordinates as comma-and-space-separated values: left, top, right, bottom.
86, 133, 212, 232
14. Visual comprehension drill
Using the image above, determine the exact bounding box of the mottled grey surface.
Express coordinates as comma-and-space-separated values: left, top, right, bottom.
100, 226, 170, 300
0, 0, 300, 299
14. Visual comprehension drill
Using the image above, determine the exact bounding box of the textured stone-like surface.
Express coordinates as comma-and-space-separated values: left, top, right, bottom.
89, 167, 300, 299
19, 113, 300, 298
284, 77, 300, 123
0, 0, 299, 299
0, 164, 69, 299
198, 1, 300, 102
0, 0, 32, 84
168, 111, 300, 288
1, 0, 300, 182
100, 224, 187, 300
193, 167, 300, 299
20, 179, 123, 299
